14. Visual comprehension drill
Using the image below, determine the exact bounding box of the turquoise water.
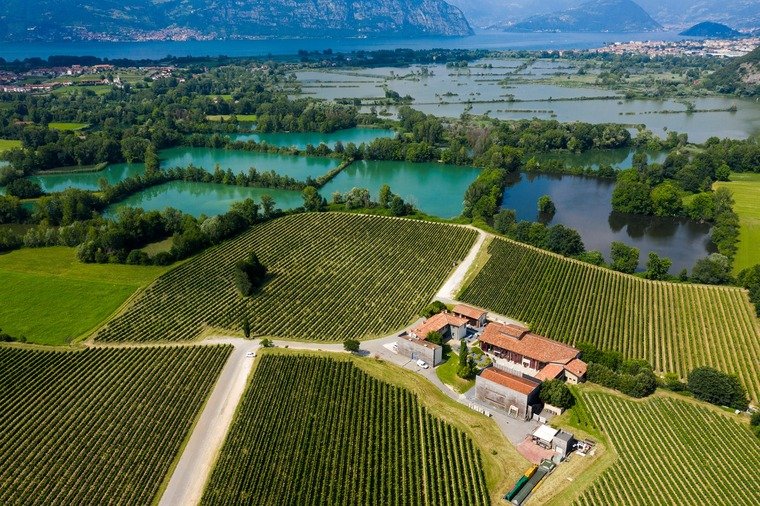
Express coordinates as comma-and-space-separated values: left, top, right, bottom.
106, 181, 303, 217
32, 163, 145, 193
321, 160, 481, 218
228, 127, 396, 149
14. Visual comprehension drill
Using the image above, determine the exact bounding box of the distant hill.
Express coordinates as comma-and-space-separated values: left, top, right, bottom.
680, 21, 742, 38
506, 0, 662, 33
706, 45, 760, 96
0, 0, 473, 42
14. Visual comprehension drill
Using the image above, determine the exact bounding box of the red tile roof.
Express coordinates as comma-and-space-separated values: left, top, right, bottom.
480, 368, 541, 396
412, 312, 468, 339
564, 358, 588, 377
452, 304, 487, 321
535, 363, 565, 381
479, 322, 579, 365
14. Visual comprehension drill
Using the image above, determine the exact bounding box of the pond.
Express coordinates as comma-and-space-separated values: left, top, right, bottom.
321, 160, 481, 219
501, 172, 714, 272
228, 127, 396, 149
533, 148, 668, 170
32, 163, 144, 193
106, 181, 303, 218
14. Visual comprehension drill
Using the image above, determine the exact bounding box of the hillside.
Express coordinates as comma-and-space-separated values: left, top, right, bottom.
507, 0, 662, 33
0, 0, 473, 42
706, 44, 760, 95
680, 21, 742, 38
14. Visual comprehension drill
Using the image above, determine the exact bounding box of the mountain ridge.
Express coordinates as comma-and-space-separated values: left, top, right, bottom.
0, 0, 473, 42
506, 0, 662, 33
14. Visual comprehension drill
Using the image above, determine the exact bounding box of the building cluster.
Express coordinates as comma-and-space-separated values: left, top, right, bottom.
396, 304, 587, 421
595, 37, 760, 58
0, 65, 177, 94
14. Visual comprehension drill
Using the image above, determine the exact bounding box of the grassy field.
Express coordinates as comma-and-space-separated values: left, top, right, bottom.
715, 173, 760, 273
573, 388, 760, 505
435, 348, 475, 393
47, 122, 90, 131
0, 247, 167, 345
0, 345, 231, 505
460, 237, 760, 401
203, 352, 523, 504
206, 114, 257, 121
95, 213, 477, 343
0, 139, 21, 152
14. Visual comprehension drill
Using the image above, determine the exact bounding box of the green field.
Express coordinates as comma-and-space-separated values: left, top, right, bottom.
47, 122, 90, 131
574, 390, 760, 505
95, 213, 477, 343
460, 237, 760, 401
715, 173, 760, 273
206, 114, 257, 121
0, 247, 167, 345
0, 345, 231, 505
0, 139, 21, 152
202, 353, 491, 505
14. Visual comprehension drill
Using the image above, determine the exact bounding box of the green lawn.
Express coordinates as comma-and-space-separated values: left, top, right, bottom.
47, 122, 90, 131
435, 346, 475, 394
715, 173, 760, 273
0, 139, 21, 153
0, 247, 167, 345
53, 85, 112, 96
206, 114, 257, 122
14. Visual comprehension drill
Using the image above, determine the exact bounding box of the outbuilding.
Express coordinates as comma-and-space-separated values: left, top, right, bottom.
396, 334, 443, 366
475, 367, 541, 420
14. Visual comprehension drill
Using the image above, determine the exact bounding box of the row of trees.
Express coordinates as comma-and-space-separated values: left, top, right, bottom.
579, 342, 658, 398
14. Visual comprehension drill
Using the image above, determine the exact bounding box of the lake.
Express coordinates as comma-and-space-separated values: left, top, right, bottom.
321, 160, 482, 218
32, 163, 145, 193
106, 181, 303, 217
533, 148, 668, 170
502, 172, 713, 272
228, 127, 396, 149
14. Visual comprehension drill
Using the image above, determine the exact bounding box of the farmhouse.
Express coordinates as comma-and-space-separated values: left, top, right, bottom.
409, 312, 468, 341
478, 322, 587, 384
475, 367, 541, 420
396, 334, 443, 366
452, 303, 488, 327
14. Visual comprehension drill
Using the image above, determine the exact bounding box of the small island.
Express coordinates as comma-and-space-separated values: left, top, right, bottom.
680, 21, 742, 39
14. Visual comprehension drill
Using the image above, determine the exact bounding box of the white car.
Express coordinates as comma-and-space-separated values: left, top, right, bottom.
416, 359, 429, 369
245, 351, 256, 358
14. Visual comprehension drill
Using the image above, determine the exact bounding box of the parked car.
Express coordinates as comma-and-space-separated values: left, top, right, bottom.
245, 351, 256, 358
416, 359, 429, 369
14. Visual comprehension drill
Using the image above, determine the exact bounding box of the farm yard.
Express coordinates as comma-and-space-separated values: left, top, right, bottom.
0, 345, 231, 505
573, 390, 760, 505
95, 213, 477, 343
459, 237, 760, 402
202, 353, 491, 505
0, 247, 167, 345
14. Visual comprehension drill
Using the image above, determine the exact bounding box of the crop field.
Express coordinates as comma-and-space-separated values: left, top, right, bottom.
202, 354, 490, 505
0, 345, 231, 505
0, 247, 167, 345
0, 139, 21, 153
95, 213, 476, 342
206, 113, 256, 121
574, 391, 760, 505
460, 238, 760, 401
715, 173, 760, 273
47, 122, 90, 131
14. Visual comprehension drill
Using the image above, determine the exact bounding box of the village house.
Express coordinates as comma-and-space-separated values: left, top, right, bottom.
409, 312, 468, 341
478, 322, 587, 384
452, 303, 488, 327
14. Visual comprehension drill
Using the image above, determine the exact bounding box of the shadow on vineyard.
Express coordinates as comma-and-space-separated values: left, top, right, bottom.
95, 213, 477, 343
202, 353, 491, 505
460, 237, 760, 402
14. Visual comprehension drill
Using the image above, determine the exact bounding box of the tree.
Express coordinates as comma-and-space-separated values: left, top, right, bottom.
378, 184, 393, 208
301, 186, 323, 212
687, 366, 748, 411
458, 339, 468, 368
260, 338, 274, 348
457, 339, 476, 379
5, 178, 42, 199
737, 264, 760, 316
421, 300, 447, 318
344, 187, 371, 210
260, 194, 275, 218
344, 339, 360, 353
233, 252, 268, 296
539, 379, 575, 409
493, 209, 516, 235
650, 182, 683, 217
426, 331, 443, 346
144, 144, 160, 174
610, 241, 639, 274
241, 315, 251, 338
544, 224, 584, 257
537, 195, 556, 219
691, 254, 732, 285
643, 252, 672, 280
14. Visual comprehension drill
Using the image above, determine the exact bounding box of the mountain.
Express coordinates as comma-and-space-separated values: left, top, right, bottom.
706, 45, 760, 95
506, 0, 662, 32
448, 0, 760, 31
0, 0, 473, 42
680, 22, 742, 38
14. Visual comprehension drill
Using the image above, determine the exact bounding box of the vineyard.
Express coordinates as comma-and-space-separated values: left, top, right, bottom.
574, 391, 760, 505
96, 213, 476, 342
0, 345, 231, 505
202, 354, 491, 505
459, 238, 760, 401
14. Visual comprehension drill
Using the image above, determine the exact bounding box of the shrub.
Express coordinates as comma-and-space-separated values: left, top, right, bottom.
343, 339, 360, 353
421, 300, 447, 318
233, 252, 268, 297
687, 366, 748, 410
539, 379, 575, 409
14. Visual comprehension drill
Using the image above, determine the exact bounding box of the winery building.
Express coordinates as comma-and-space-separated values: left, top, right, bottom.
475, 367, 542, 420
